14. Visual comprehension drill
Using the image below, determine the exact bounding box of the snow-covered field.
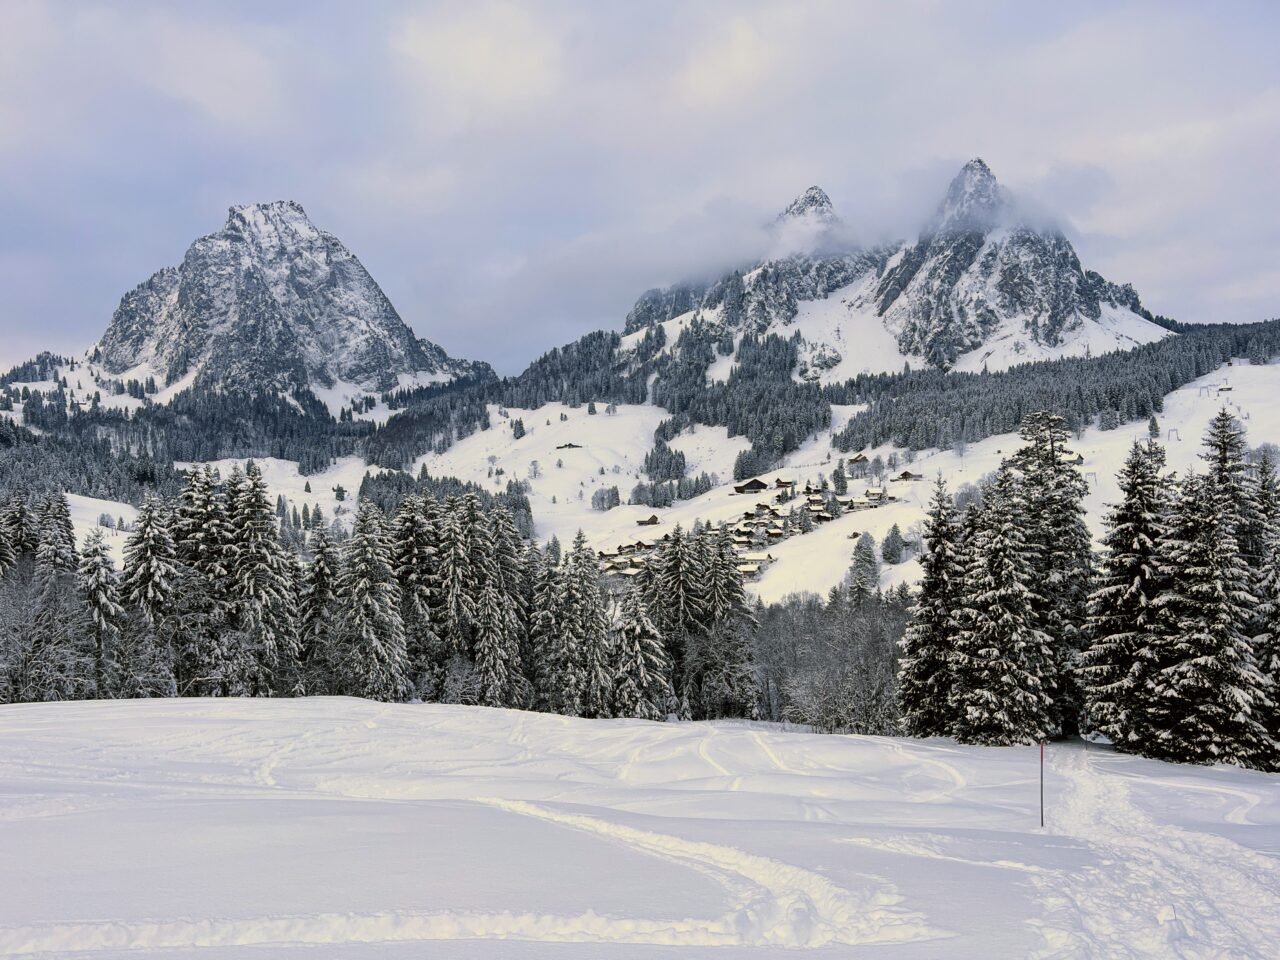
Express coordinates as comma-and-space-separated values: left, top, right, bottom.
2, 698, 1277, 958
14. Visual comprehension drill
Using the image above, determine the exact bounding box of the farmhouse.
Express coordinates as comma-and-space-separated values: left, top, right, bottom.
635, 515, 660, 527
733, 478, 769, 494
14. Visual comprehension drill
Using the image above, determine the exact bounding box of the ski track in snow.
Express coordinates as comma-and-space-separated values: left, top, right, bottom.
2, 700, 1278, 958
1029, 743, 1280, 959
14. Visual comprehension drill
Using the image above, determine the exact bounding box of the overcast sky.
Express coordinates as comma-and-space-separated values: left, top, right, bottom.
1, 0, 1277, 374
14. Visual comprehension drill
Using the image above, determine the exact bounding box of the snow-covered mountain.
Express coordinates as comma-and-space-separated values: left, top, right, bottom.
622, 159, 1169, 376
95, 200, 493, 397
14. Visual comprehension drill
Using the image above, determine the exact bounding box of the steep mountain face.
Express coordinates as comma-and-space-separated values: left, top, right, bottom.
872, 159, 1156, 368
97, 201, 492, 395
621, 160, 1167, 374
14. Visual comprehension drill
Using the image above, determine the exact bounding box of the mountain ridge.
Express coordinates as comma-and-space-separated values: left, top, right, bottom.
620, 159, 1168, 373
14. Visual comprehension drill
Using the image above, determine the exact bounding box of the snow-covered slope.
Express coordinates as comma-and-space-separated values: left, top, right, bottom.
623, 160, 1169, 378
94, 200, 493, 397
3, 698, 1276, 957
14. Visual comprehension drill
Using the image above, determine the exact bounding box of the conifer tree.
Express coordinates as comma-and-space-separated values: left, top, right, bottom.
77, 529, 123, 696
881, 524, 905, 564
122, 497, 179, 628
0, 511, 15, 580
298, 529, 341, 694
437, 497, 477, 659
1147, 472, 1273, 767
612, 588, 673, 720
391, 495, 442, 696
1255, 510, 1280, 743
1008, 411, 1093, 734
334, 499, 407, 701
0, 494, 38, 558
226, 462, 299, 694
474, 578, 516, 707
899, 478, 963, 738
529, 559, 572, 712
1201, 408, 1263, 564
949, 468, 1053, 745
174, 466, 234, 695
572, 532, 613, 718
847, 533, 880, 605
1080, 442, 1168, 746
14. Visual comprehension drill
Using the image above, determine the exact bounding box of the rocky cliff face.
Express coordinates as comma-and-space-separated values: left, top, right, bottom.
871, 159, 1155, 367
97, 200, 492, 394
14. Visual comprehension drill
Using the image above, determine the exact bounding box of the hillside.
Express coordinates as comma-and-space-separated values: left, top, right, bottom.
3, 698, 1276, 958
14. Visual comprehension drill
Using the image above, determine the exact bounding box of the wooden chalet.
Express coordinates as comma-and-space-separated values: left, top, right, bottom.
733, 478, 769, 495
636, 515, 660, 526
890, 470, 925, 482
555, 442, 583, 449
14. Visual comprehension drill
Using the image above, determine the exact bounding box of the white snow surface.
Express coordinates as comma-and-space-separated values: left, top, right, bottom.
2, 698, 1277, 958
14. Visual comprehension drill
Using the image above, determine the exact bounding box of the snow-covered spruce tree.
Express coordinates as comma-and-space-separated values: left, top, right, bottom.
1201, 408, 1264, 565
173, 465, 236, 695
881, 524, 906, 565
949, 467, 1053, 745
704, 526, 752, 626
474, 578, 516, 707
437, 495, 478, 662
1079, 441, 1169, 747
611, 587, 673, 720
1007, 410, 1093, 735
298, 528, 341, 695
529, 556, 574, 713
899, 477, 964, 738
571, 531, 613, 719
0, 494, 39, 559
1256, 506, 1280, 742
390, 495, 442, 698
488, 507, 531, 706
20, 497, 90, 702
35, 493, 78, 575
846, 532, 881, 606
1147, 471, 1273, 768
683, 526, 757, 719
644, 524, 707, 696
0, 510, 15, 579
226, 462, 299, 695
121, 496, 179, 628
334, 499, 407, 701
77, 528, 123, 696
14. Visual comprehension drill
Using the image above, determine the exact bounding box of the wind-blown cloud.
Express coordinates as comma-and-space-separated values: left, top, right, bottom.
0, 0, 1277, 374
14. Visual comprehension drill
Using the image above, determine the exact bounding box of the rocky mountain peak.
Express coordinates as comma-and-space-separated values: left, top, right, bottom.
95, 201, 493, 399
778, 186, 837, 224
933, 158, 1007, 234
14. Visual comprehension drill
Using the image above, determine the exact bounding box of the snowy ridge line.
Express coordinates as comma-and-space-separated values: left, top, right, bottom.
478, 797, 942, 948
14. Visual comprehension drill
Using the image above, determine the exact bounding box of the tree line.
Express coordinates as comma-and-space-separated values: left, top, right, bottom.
0, 463, 759, 722
900, 409, 1278, 769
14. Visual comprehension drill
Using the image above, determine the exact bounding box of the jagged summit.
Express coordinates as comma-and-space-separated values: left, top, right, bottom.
778, 186, 837, 224
96, 201, 492, 398
932, 158, 1007, 233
